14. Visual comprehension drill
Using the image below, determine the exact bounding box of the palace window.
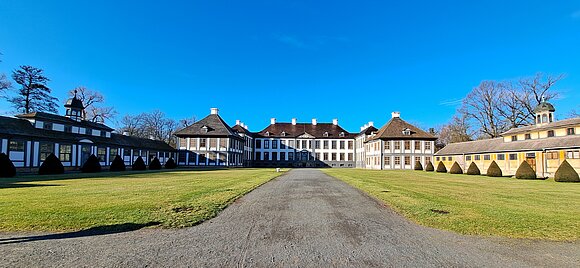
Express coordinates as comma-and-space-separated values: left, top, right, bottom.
281, 152, 286, 160
264, 140, 270, 149
64, 125, 72, 133
435, 157, 440, 161
315, 140, 321, 149
546, 152, 559, 160
511, 135, 517, 141
85, 128, 92, 135
404, 141, 410, 150
331, 141, 337, 149
288, 140, 295, 148
332, 153, 337, 161
255, 140, 261, 149
425, 142, 431, 150
525, 133, 531, 140
567, 128, 575, 135
415, 156, 421, 163
209, 138, 218, 148
323, 153, 328, 161
384, 156, 390, 165
484, 154, 491, 160
109, 148, 118, 162
394, 141, 401, 150
263, 152, 270, 161
509, 153, 518, 160
348, 141, 353, 150
425, 157, 431, 163
566, 150, 580, 159
179, 152, 187, 163
272, 140, 278, 149
448, 156, 453, 161
9, 140, 25, 152
465, 155, 471, 161
497, 154, 505, 161
272, 152, 278, 161
219, 138, 227, 148
179, 138, 187, 148
97, 147, 107, 162
340, 141, 345, 149
547, 130, 554, 137
315, 153, 320, 160
348, 153, 353, 161
124, 149, 131, 157
474, 155, 480, 161
39, 142, 54, 161
394, 156, 401, 165
59, 144, 72, 162
340, 153, 345, 161
280, 140, 286, 149
200, 138, 207, 148
414, 141, 421, 150
288, 152, 294, 160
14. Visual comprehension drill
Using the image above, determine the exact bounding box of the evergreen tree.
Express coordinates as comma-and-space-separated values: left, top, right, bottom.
10, 65, 58, 113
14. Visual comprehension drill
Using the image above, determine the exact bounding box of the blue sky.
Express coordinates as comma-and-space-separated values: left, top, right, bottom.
0, 0, 579, 132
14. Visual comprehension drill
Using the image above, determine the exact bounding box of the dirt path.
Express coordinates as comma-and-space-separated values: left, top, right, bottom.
0, 169, 578, 267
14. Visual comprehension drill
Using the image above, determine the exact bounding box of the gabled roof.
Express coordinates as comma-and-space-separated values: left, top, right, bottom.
368, 117, 436, 141
174, 114, 239, 137
501, 117, 580, 136
255, 123, 355, 139
0, 116, 174, 151
435, 135, 580, 156
15, 112, 113, 131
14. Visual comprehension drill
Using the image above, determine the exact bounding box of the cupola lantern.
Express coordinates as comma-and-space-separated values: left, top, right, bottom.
64, 90, 85, 122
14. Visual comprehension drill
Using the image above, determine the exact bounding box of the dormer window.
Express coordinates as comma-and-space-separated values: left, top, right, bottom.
339, 132, 345, 137
265, 131, 270, 136
281, 131, 286, 137
323, 132, 329, 137
43, 122, 53, 130
402, 128, 411, 135
201, 125, 208, 133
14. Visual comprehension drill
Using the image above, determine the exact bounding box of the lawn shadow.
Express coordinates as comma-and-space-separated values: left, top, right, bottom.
0, 183, 62, 189
0, 222, 160, 245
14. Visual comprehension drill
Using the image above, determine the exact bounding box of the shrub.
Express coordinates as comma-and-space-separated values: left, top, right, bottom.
39, 153, 65, 175
466, 162, 480, 175
0, 153, 16, 177
515, 161, 538, 180
81, 154, 102, 173
486, 161, 503, 177
554, 160, 580, 182
449, 162, 463, 174
149, 157, 161, 170
109, 155, 126, 172
425, 161, 434, 172
132, 156, 146, 171
165, 157, 177, 169
436, 161, 447, 173
414, 161, 423, 171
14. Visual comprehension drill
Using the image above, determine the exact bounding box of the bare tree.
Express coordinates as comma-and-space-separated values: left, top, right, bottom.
10, 65, 58, 114
0, 53, 10, 96
497, 83, 530, 128
461, 80, 507, 138
516, 73, 563, 120
436, 114, 474, 147
68, 86, 117, 123
118, 110, 178, 147
179, 116, 197, 128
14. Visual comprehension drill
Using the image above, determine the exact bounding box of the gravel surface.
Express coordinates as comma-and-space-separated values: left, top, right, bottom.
0, 169, 578, 267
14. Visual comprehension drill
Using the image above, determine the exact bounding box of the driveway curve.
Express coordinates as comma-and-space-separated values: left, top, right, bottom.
1, 169, 578, 267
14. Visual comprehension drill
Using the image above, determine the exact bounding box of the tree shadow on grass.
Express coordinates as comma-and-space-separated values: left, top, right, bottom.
0, 222, 160, 245
0, 183, 62, 189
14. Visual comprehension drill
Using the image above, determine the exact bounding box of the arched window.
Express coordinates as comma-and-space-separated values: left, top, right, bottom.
542, 114, 548, 123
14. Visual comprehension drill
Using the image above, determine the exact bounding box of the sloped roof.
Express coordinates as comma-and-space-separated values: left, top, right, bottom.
0, 116, 174, 151
369, 117, 437, 141
255, 123, 355, 139
436, 135, 580, 155
501, 117, 580, 136
232, 124, 254, 137
174, 114, 238, 137
15, 112, 113, 131
533, 101, 556, 113
358, 125, 378, 136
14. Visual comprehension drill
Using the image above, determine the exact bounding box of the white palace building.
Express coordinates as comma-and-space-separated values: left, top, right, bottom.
175, 108, 437, 169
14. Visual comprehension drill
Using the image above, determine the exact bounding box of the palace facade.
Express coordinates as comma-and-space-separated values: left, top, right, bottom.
435, 100, 580, 177
175, 108, 436, 169
0, 95, 175, 172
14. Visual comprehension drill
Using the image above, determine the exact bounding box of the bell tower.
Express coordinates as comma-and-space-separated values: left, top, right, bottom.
534, 96, 555, 126
64, 90, 85, 122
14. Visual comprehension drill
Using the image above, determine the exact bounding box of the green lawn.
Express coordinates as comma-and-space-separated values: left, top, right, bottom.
0, 168, 284, 232
323, 169, 580, 241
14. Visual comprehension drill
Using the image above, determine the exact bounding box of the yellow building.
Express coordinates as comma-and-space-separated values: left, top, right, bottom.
435, 100, 580, 177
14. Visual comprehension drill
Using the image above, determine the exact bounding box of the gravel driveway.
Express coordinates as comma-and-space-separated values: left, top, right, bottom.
0, 169, 578, 267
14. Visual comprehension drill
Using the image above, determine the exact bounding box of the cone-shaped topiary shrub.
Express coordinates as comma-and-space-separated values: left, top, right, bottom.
149, 157, 161, 170
165, 157, 177, 169
466, 162, 480, 175
425, 161, 434, 172
39, 153, 65, 175
449, 162, 463, 174
0, 153, 16, 177
515, 161, 538, 180
109, 155, 126, 172
132, 156, 146, 171
436, 161, 447, 173
81, 154, 102, 173
414, 161, 423, 170
554, 160, 580, 182
486, 161, 502, 177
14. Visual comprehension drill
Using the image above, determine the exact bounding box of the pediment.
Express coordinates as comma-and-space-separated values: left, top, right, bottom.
298, 132, 315, 138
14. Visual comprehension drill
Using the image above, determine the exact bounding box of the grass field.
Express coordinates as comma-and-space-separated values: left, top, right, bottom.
0, 168, 283, 232
323, 169, 580, 241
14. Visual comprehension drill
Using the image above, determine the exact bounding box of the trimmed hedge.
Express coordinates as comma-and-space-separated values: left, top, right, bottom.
425, 161, 434, 172
449, 162, 463, 174
554, 160, 580, 182
149, 157, 161, 170
109, 155, 126, 172
515, 161, 538, 180
436, 161, 447, 173
132, 156, 146, 171
39, 153, 65, 175
466, 162, 480, 175
486, 161, 502, 177
81, 154, 102, 173
414, 161, 423, 171
0, 153, 16, 177
165, 157, 177, 169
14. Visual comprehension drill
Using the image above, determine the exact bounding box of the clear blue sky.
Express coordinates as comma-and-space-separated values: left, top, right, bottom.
0, 0, 579, 132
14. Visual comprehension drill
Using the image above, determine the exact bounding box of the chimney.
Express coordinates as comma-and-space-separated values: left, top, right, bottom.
236, 120, 241, 125
244, 125, 248, 130
369, 121, 374, 126
312, 118, 317, 125
270, 118, 276, 125
391, 111, 400, 118
210, 108, 219, 115
332, 118, 338, 125
292, 118, 297, 125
